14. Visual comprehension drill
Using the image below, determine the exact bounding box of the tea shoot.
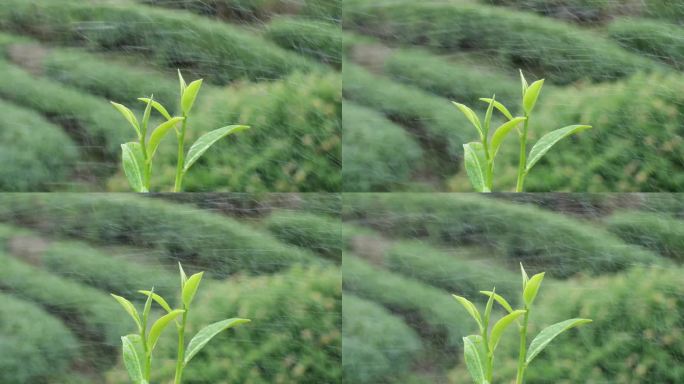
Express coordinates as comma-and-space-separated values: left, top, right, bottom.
111, 70, 250, 192
111, 263, 250, 384
453, 263, 591, 384
453, 70, 592, 192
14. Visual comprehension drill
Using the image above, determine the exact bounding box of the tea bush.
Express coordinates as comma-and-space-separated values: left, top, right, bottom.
0, 194, 318, 276
516, 72, 684, 192
342, 103, 422, 191
0, 222, 173, 299
0, 0, 319, 84
266, 17, 341, 67
0, 60, 128, 158
42, 48, 179, 107
142, 0, 340, 22
152, 266, 341, 383
382, 48, 519, 107
485, 267, 684, 382
344, 1, 657, 84
608, 18, 684, 70
0, 293, 79, 383
344, 254, 469, 350
344, 63, 467, 170
0, 252, 128, 348
384, 241, 519, 300
0, 99, 78, 191
343, 294, 422, 383
605, 211, 684, 262
343, 194, 663, 277
265, 211, 342, 262
157, 72, 340, 192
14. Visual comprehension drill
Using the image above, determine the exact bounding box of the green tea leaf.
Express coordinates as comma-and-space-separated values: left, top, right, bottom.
490, 117, 526, 159
526, 125, 592, 173
489, 310, 526, 351
179, 262, 188, 287
121, 142, 147, 193
519, 69, 528, 97
484, 286, 495, 328
111, 294, 142, 332
138, 290, 173, 313
480, 290, 514, 314
138, 98, 172, 121
463, 142, 489, 193
483, 95, 495, 136
453, 294, 483, 331
523, 272, 545, 307
178, 69, 187, 95
147, 117, 185, 159
182, 272, 204, 308
183, 125, 250, 173
142, 286, 154, 330
523, 79, 544, 114
184, 318, 251, 365
147, 309, 185, 351
463, 335, 487, 384
111, 102, 141, 138
520, 263, 529, 290
121, 335, 145, 384
479, 98, 513, 121
141, 95, 153, 137
453, 102, 483, 140
181, 79, 203, 115
526, 318, 592, 364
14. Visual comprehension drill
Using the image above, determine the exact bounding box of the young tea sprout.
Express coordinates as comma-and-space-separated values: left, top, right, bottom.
111, 70, 250, 192
453, 70, 592, 192
453, 264, 591, 384
111, 263, 250, 384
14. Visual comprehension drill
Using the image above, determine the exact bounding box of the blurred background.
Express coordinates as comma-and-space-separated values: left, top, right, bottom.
343, 0, 684, 192
0, 193, 341, 383
342, 193, 684, 383
0, 0, 341, 192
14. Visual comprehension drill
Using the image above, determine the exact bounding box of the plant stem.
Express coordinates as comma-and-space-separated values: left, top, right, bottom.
174, 310, 188, 384
482, 136, 493, 192
173, 115, 188, 192
516, 115, 529, 192
141, 328, 151, 381
516, 309, 530, 384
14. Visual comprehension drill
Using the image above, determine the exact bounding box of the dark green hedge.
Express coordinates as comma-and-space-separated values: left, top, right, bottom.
343, 254, 470, 351
0, 99, 78, 191
513, 72, 684, 192
343, 194, 664, 277
151, 266, 341, 383
605, 211, 684, 262
342, 102, 422, 191
382, 48, 519, 107
0, 0, 319, 84
152, 72, 340, 192
343, 294, 422, 383
0, 60, 131, 159
0, 194, 319, 276
265, 211, 342, 262
142, 0, 340, 23
0, 293, 79, 383
344, 62, 469, 172
608, 18, 684, 70
0, 252, 128, 348
344, 1, 657, 84
490, 267, 684, 382
266, 17, 341, 67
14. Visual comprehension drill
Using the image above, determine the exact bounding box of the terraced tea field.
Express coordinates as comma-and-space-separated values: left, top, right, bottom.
343, 0, 684, 192
0, 0, 341, 192
341, 193, 684, 383
0, 193, 341, 383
